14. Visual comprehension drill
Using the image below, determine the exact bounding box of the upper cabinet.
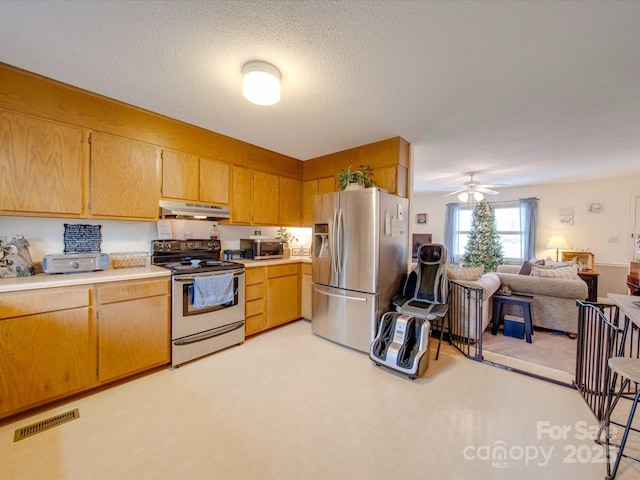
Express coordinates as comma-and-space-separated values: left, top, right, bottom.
277, 176, 301, 226
227, 167, 301, 226
253, 170, 280, 225
161, 148, 230, 206
0, 109, 85, 216
302, 177, 335, 226
90, 131, 161, 220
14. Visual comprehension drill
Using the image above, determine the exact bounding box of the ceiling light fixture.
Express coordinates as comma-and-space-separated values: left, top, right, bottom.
242, 61, 280, 106
458, 191, 484, 203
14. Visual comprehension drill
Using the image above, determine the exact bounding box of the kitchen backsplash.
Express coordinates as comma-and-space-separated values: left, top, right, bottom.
0, 217, 311, 261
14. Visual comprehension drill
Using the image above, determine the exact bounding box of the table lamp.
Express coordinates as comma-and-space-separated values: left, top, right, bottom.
546, 235, 570, 261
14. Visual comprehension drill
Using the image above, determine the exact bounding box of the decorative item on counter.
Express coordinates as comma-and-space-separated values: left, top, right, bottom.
210, 224, 219, 240
64, 224, 101, 252
0, 235, 35, 277
110, 252, 147, 269
276, 227, 298, 259
337, 164, 376, 191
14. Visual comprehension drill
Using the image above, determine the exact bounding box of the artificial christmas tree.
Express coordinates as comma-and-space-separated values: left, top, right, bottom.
462, 200, 504, 272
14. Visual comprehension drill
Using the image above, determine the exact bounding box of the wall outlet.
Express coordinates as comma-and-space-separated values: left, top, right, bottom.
0, 235, 7, 246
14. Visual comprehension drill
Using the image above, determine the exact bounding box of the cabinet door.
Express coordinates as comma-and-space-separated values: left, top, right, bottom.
90, 131, 160, 220
161, 148, 199, 201
318, 176, 335, 194
98, 295, 170, 383
200, 157, 230, 205
267, 273, 301, 326
231, 165, 252, 224
0, 109, 84, 215
0, 309, 95, 417
302, 180, 318, 226
279, 176, 301, 226
252, 170, 279, 225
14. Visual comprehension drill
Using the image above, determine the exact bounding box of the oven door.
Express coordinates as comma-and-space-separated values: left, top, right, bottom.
172, 268, 245, 340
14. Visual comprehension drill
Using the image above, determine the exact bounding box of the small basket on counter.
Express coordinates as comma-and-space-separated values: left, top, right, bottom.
109, 251, 148, 269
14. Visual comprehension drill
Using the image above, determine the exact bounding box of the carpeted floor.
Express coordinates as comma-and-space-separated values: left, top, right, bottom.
481, 326, 577, 375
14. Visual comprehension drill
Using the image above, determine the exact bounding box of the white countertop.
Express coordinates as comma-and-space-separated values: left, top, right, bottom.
0, 265, 170, 293
235, 257, 312, 268
608, 293, 640, 327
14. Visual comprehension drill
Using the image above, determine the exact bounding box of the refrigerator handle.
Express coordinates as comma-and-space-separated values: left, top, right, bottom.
332, 208, 339, 275
336, 208, 343, 276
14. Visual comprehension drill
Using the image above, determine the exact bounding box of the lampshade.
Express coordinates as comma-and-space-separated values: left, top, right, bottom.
546, 235, 570, 261
242, 61, 280, 105
458, 191, 484, 202
546, 235, 569, 250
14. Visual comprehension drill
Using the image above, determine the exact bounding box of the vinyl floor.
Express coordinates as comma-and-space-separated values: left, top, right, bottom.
1, 319, 639, 480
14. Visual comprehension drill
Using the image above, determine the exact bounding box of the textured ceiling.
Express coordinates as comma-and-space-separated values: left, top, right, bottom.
1, 0, 639, 193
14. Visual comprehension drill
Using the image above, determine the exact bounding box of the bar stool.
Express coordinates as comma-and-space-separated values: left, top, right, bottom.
596, 357, 640, 479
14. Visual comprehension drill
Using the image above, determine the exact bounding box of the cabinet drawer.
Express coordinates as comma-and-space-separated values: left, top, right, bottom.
98, 278, 169, 304
246, 283, 265, 301
246, 298, 265, 317
268, 263, 300, 278
246, 267, 266, 285
302, 263, 312, 275
245, 313, 266, 335
0, 287, 90, 319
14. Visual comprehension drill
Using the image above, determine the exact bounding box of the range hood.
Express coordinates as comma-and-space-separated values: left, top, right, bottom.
159, 200, 231, 220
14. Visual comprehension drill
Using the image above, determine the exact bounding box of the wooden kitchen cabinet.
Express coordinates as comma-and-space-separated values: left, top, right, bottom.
161, 148, 200, 201
245, 266, 267, 335
90, 131, 161, 220
372, 165, 407, 197
301, 263, 312, 319
230, 165, 253, 224
279, 176, 302, 226
0, 287, 96, 419
162, 148, 230, 205
199, 157, 230, 205
96, 278, 170, 383
267, 263, 301, 327
302, 176, 335, 226
253, 170, 280, 225
0, 108, 85, 216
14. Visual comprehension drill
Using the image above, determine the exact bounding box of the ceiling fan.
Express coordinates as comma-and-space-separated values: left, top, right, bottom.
445, 173, 501, 202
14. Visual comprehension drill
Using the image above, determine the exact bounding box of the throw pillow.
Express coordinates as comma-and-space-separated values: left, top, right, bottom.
530, 264, 579, 279
518, 258, 545, 275
447, 265, 485, 281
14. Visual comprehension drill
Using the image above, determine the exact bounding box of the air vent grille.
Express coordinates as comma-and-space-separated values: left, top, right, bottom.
14, 408, 80, 442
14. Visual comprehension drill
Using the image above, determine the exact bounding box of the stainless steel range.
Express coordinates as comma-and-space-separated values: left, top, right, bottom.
151, 239, 245, 366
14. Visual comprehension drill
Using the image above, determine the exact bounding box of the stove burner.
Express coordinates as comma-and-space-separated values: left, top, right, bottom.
173, 265, 195, 271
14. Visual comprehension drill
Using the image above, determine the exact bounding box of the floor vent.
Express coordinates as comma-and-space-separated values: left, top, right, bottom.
14, 408, 80, 442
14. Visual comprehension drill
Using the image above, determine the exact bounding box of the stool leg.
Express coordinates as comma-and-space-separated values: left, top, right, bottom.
596, 373, 624, 479
609, 389, 640, 480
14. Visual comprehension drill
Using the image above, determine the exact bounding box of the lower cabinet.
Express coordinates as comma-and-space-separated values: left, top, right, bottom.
267, 264, 301, 328
301, 263, 312, 319
0, 277, 171, 421
245, 267, 267, 335
245, 263, 302, 336
0, 286, 96, 419
96, 278, 170, 383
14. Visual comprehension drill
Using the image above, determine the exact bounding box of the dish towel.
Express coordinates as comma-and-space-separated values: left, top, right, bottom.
193, 274, 234, 308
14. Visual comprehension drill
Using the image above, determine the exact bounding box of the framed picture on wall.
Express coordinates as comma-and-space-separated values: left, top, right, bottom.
412, 234, 432, 259
417, 213, 427, 224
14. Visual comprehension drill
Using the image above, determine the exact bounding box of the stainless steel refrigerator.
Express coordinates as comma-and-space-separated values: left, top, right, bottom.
312, 188, 408, 352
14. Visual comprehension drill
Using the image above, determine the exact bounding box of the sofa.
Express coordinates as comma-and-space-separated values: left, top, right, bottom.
495, 264, 589, 334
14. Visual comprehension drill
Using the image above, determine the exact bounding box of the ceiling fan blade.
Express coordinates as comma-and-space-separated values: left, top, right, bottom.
476, 187, 499, 195
445, 188, 467, 196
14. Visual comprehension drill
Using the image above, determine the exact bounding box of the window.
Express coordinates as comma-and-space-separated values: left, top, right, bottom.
455, 202, 524, 263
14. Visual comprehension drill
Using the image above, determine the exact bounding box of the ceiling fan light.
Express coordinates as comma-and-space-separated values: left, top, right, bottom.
458, 192, 469, 202
473, 191, 484, 202
242, 61, 280, 105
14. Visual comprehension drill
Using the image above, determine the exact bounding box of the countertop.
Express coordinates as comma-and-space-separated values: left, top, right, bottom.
0, 265, 171, 293
608, 293, 640, 328
235, 257, 312, 268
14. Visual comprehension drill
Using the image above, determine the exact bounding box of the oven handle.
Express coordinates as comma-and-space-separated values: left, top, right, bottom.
173, 270, 244, 282
173, 321, 245, 346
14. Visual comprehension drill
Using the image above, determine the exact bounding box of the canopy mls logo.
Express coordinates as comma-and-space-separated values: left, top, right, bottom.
463, 420, 614, 468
